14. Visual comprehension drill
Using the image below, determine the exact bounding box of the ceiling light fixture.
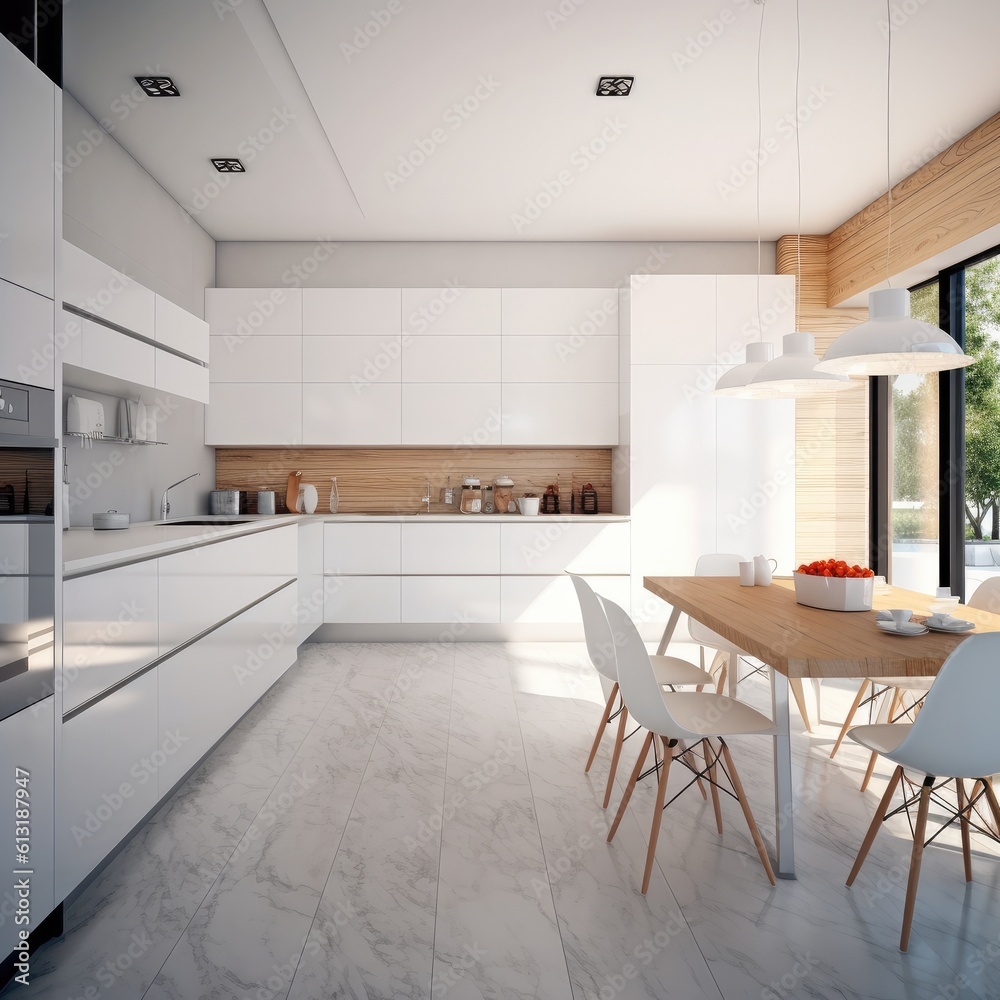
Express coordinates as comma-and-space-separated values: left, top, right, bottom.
210, 158, 246, 173
596, 76, 634, 97
749, 0, 853, 397
134, 76, 179, 97
815, 1, 973, 376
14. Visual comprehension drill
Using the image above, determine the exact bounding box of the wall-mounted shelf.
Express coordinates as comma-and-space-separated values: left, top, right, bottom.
65, 432, 167, 446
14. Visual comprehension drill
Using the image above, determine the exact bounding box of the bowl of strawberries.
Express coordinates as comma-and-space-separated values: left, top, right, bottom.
794, 559, 875, 612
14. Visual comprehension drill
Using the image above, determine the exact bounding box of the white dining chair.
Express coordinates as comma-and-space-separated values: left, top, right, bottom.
967, 575, 1000, 614
846, 633, 1000, 951
570, 575, 714, 808
600, 595, 777, 892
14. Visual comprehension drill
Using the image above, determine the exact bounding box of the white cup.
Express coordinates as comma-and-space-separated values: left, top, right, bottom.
889, 608, 913, 630
517, 496, 540, 516
753, 555, 777, 587
739, 561, 755, 587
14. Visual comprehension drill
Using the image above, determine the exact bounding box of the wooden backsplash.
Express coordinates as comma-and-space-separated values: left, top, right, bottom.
215, 448, 613, 514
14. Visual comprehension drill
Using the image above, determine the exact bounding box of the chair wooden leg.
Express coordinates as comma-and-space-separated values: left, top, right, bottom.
980, 778, 1000, 841
716, 659, 728, 696
957, 778, 973, 883
585, 683, 618, 773
608, 731, 653, 842
719, 739, 776, 886
830, 680, 870, 759
603, 704, 630, 809
789, 677, 812, 733
847, 765, 903, 886
861, 689, 902, 792
642, 736, 673, 894
901, 777, 934, 952
706, 737, 724, 835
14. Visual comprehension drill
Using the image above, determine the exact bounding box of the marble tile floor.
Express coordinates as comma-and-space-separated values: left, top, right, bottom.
6, 642, 1000, 1000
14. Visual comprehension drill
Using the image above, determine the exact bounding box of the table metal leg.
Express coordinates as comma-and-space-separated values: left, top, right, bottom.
771, 669, 796, 879
655, 605, 682, 657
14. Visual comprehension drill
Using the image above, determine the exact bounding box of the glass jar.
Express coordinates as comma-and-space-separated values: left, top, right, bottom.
460, 477, 482, 514
494, 475, 515, 514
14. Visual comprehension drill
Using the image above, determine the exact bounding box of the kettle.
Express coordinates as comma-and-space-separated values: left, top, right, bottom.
753, 555, 778, 587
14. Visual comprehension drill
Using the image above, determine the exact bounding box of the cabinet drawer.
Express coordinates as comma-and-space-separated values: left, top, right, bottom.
401, 576, 499, 623
155, 294, 209, 360
500, 574, 630, 624
58, 672, 159, 899
324, 523, 400, 575
205, 287, 302, 335
155, 351, 209, 403
324, 576, 401, 623
500, 522, 630, 575
63, 561, 158, 713
81, 319, 155, 387
401, 523, 500, 574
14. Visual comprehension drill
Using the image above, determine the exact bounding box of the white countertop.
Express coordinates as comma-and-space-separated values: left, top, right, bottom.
63, 512, 630, 576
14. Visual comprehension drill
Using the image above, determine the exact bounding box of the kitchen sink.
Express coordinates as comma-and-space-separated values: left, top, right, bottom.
157, 517, 256, 526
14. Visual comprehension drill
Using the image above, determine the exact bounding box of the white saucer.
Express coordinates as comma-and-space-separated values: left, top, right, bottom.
925, 619, 975, 634
876, 620, 929, 637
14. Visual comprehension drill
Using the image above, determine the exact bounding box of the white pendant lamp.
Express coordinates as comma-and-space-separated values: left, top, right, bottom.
749, 332, 856, 396
816, 3, 973, 377
816, 289, 973, 376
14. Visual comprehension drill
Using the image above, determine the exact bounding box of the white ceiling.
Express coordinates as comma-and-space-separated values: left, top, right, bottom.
63, 0, 1000, 243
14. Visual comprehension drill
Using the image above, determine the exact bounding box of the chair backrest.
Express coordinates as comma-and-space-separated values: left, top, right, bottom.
689, 553, 745, 646
891, 633, 1000, 778
569, 574, 619, 684
967, 577, 1000, 615
599, 595, 693, 739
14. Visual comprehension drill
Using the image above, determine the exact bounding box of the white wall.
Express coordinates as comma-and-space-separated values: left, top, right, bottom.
61, 93, 215, 318
216, 241, 772, 289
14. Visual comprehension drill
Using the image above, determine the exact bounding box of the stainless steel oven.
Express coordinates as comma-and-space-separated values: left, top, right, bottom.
0, 380, 56, 723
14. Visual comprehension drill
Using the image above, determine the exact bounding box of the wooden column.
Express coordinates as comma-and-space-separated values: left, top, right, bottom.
776, 235, 870, 565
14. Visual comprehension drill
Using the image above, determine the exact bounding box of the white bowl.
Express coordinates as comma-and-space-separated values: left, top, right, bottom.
793, 572, 873, 612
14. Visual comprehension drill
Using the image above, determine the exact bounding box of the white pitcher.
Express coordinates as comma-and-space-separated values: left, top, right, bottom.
753, 555, 778, 586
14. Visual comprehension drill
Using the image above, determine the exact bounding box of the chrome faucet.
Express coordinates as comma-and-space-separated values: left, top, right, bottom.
160, 472, 201, 521
419, 479, 432, 514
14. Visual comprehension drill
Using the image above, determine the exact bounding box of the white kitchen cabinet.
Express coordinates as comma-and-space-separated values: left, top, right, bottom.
401, 383, 501, 446
323, 522, 400, 575
303, 335, 402, 383
499, 522, 630, 575
302, 382, 401, 445
157, 583, 299, 791
714, 275, 795, 359
401, 336, 500, 383
210, 335, 302, 383
402, 288, 500, 335
80, 318, 155, 387
401, 575, 500, 623
324, 576, 401, 624
501, 383, 618, 446
155, 351, 209, 403
205, 287, 302, 336
501, 288, 618, 336
157, 526, 297, 654
401, 523, 500, 575
63, 561, 158, 714
500, 574, 630, 624
58, 671, 159, 900
0, 524, 27, 574
302, 288, 400, 334
501, 335, 618, 384
0, 697, 55, 959
61, 242, 155, 340
0, 278, 54, 389
0, 43, 55, 299
205, 383, 302, 445
297, 521, 324, 643
59, 309, 83, 367
630, 275, 717, 365
154, 294, 209, 361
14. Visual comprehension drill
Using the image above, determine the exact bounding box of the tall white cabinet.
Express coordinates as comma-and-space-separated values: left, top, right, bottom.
624, 274, 796, 625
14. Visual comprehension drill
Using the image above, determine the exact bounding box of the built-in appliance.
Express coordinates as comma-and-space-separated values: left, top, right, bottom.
0, 380, 56, 723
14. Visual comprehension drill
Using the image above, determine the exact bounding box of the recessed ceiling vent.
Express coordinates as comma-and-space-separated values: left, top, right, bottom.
135, 76, 180, 97
596, 76, 634, 96
210, 158, 246, 173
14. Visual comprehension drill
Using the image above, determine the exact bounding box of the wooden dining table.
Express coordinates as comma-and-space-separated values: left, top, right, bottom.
644, 575, 1000, 879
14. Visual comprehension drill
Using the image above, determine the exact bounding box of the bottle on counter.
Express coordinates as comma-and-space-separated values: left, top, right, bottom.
329, 477, 339, 513
459, 476, 482, 514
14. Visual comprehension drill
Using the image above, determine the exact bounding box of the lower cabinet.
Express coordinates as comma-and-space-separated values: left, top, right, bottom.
0, 698, 55, 960
58, 672, 159, 901
500, 574, 630, 623
324, 576, 401, 623
401, 576, 500, 623
297, 520, 324, 643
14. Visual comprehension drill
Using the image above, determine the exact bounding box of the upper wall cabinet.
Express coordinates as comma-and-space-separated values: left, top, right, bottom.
501, 288, 618, 336
401, 288, 500, 335
0, 278, 55, 389
0, 41, 56, 300
61, 242, 155, 340
206, 287, 302, 336
155, 294, 209, 361
303, 289, 399, 334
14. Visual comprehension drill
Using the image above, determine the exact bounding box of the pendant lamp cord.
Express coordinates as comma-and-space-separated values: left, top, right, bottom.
755, 0, 765, 337
885, 0, 893, 288
794, 0, 802, 332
